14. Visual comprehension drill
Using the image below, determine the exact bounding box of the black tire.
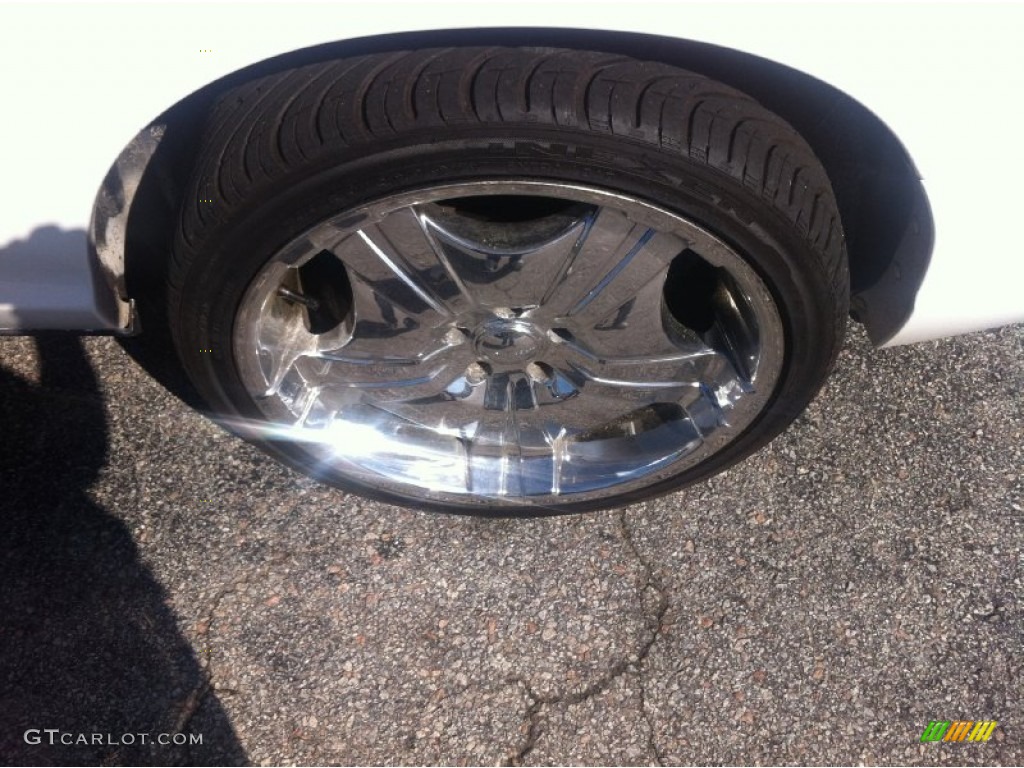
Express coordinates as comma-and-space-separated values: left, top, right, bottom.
169, 46, 848, 514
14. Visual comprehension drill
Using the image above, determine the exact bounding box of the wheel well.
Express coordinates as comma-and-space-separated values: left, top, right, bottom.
117, 27, 933, 345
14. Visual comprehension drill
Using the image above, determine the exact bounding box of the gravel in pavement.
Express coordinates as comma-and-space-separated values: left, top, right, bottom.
0, 323, 1020, 765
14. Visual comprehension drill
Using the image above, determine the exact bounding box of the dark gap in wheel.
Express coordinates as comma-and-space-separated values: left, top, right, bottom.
572, 402, 686, 443
439, 195, 578, 223
549, 327, 574, 344
662, 249, 721, 334
296, 249, 353, 335
533, 361, 555, 380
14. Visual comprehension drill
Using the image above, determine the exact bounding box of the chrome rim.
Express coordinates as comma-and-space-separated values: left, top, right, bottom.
233, 181, 784, 507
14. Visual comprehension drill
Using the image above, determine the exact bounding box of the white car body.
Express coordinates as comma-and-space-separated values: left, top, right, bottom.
1, 0, 1022, 345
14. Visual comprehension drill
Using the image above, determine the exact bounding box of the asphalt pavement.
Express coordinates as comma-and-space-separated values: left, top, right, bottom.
0, 323, 1021, 766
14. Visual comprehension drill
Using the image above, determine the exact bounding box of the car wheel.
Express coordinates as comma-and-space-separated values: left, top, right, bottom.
169, 46, 848, 514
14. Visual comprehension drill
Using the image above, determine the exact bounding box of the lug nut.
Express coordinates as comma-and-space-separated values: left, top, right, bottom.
465, 362, 490, 384
526, 362, 551, 383
276, 286, 320, 311
444, 327, 466, 346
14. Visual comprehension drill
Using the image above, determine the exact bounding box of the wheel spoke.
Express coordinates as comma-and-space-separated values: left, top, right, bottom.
537, 207, 688, 322
462, 373, 527, 497
540, 362, 692, 430
308, 266, 448, 362
323, 359, 454, 391
254, 298, 320, 397
416, 202, 601, 312
327, 215, 454, 322
552, 272, 707, 361
316, 297, 465, 365
551, 320, 722, 389
598, 346, 727, 386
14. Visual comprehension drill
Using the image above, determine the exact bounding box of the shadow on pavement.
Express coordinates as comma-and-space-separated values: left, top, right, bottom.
0, 335, 247, 766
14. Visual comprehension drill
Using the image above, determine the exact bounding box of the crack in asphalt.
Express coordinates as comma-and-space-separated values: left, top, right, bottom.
504, 509, 670, 766
171, 679, 211, 762
620, 507, 670, 767
504, 679, 545, 767
168, 587, 231, 760
169, 569, 260, 761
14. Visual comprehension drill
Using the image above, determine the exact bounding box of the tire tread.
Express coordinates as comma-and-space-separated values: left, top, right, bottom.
172, 45, 847, 370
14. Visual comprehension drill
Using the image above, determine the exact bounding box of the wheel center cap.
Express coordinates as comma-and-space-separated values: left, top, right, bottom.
472, 319, 545, 364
